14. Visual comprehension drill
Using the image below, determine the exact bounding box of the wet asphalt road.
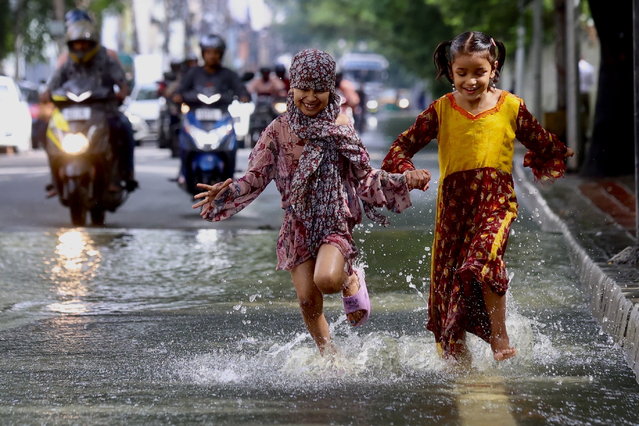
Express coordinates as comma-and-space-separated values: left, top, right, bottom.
0, 143, 284, 231
0, 114, 435, 232
2, 116, 639, 424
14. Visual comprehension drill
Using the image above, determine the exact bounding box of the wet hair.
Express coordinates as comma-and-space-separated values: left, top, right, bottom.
433, 31, 506, 84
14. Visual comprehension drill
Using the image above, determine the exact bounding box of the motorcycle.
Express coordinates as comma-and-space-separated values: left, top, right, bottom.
46, 78, 129, 226
178, 88, 238, 195
248, 94, 286, 147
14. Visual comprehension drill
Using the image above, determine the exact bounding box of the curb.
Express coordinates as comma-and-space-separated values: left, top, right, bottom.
514, 164, 639, 384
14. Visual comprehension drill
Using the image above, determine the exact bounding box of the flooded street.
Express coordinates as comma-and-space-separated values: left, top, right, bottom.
1, 114, 638, 424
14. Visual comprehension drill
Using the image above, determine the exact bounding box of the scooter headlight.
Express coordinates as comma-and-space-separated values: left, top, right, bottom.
366, 99, 379, 111
273, 102, 287, 114
61, 133, 90, 154
190, 123, 234, 150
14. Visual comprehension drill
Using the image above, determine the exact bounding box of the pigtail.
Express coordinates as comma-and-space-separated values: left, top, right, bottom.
433, 40, 452, 83
493, 39, 507, 83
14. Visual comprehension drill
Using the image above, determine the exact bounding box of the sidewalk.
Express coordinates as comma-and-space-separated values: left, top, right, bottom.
516, 165, 639, 383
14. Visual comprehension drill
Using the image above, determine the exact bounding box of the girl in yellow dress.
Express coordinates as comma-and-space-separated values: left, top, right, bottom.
382, 31, 574, 363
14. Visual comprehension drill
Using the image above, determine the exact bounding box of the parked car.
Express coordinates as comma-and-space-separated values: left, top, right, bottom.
0, 76, 32, 152
123, 109, 152, 144
124, 83, 163, 142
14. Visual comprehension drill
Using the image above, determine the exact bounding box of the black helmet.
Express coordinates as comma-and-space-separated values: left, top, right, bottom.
66, 21, 99, 63
199, 34, 226, 55
274, 63, 286, 75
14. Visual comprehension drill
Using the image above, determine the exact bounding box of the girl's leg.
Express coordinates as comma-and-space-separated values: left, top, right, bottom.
444, 337, 472, 369
314, 244, 364, 325
482, 285, 516, 361
291, 260, 334, 354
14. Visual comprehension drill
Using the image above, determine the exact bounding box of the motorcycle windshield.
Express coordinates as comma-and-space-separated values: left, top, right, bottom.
52, 76, 116, 105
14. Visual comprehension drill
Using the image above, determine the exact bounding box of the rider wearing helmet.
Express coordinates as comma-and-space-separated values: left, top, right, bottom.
246, 66, 286, 98
173, 34, 249, 183
274, 63, 290, 92
173, 34, 249, 105
47, 20, 138, 192
64, 20, 101, 64
55, 10, 121, 67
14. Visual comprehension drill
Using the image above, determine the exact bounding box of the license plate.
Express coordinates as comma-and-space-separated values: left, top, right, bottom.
62, 106, 91, 121
195, 108, 222, 121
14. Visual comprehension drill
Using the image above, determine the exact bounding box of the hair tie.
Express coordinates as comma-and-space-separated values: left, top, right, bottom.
490, 38, 497, 47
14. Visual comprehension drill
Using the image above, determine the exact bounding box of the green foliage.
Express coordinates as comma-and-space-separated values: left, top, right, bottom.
0, 0, 9, 61
0, 0, 126, 63
270, 0, 559, 90
16, 0, 56, 62
272, 0, 449, 82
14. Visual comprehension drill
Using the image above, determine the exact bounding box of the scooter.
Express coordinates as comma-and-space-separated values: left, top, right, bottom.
46, 79, 128, 226
248, 94, 286, 147
178, 88, 238, 195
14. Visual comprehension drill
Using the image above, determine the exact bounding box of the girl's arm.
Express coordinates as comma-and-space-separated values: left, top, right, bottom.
381, 103, 438, 173
355, 167, 413, 214
195, 123, 278, 221
515, 101, 570, 182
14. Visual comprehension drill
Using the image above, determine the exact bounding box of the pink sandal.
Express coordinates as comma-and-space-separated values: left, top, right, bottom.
342, 267, 370, 327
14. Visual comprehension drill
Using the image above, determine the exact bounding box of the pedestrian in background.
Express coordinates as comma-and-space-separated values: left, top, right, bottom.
382, 31, 574, 364
578, 57, 595, 142
192, 48, 429, 355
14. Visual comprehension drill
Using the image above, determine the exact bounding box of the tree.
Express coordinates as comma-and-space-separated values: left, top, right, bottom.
271, 0, 453, 93
580, 0, 634, 176
270, 0, 558, 96
0, 0, 126, 67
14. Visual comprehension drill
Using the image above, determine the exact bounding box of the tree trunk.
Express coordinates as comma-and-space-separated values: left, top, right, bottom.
581, 0, 634, 176
554, 0, 567, 111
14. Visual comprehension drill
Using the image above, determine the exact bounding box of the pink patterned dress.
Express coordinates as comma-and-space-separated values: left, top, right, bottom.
204, 114, 412, 271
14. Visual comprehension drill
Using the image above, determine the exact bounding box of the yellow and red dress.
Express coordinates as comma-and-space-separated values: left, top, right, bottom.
382, 91, 567, 357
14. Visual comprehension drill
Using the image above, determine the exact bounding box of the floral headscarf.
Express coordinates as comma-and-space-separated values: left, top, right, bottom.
287, 49, 389, 255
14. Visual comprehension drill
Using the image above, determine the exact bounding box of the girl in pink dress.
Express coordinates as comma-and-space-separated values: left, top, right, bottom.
192, 49, 429, 354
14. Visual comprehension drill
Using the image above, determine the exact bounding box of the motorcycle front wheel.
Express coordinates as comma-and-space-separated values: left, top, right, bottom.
67, 179, 88, 227
90, 207, 106, 226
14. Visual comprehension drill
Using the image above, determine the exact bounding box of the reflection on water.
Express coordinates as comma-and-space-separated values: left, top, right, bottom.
0, 217, 638, 423
46, 229, 99, 314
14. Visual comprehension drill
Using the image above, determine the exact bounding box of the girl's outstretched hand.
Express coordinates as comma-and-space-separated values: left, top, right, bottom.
192, 178, 233, 217
404, 169, 431, 191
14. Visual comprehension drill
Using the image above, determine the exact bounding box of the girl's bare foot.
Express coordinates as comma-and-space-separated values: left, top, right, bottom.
442, 339, 472, 370
319, 341, 337, 357
490, 336, 516, 361
342, 272, 364, 325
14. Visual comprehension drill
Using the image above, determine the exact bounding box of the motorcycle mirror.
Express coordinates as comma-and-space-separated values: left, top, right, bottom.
241, 71, 255, 82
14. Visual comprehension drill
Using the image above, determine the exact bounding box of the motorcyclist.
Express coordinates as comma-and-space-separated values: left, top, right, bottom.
46, 20, 138, 192
335, 71, 364, 131
55, 10, 123, 68
173, 34, 249, 104
173, 34, 249, 183
159, 57, 195, 156
246, 66, 286, 98
274, 63, 290, 92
